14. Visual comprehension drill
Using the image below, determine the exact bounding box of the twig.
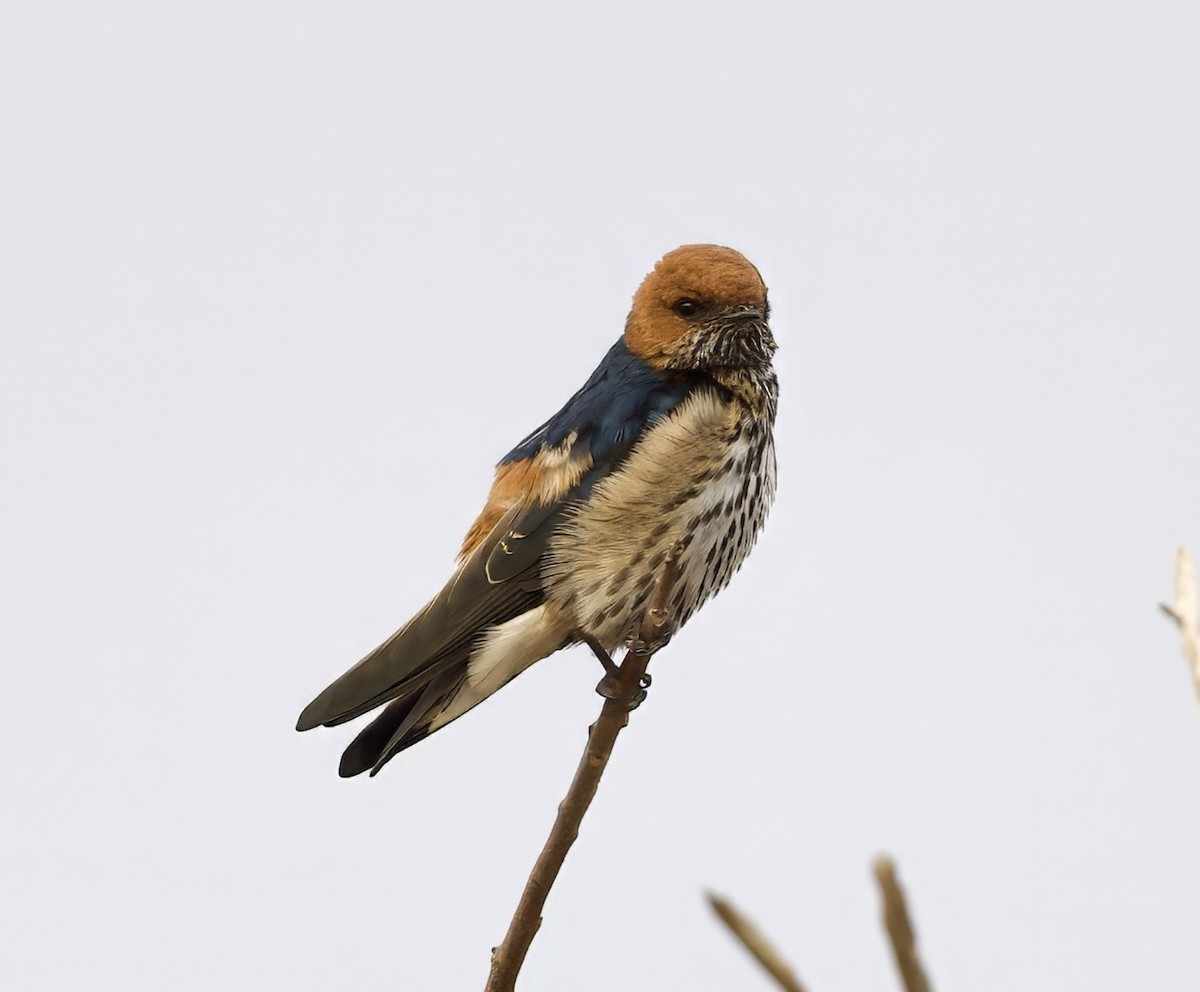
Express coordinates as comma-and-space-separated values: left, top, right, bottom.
1160, 547, 1200, 704
873, 856, 932, 992
707, 892, 809, 992
483, 543, 684, 992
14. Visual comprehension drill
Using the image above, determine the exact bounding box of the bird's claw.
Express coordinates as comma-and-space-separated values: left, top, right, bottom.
595, 674, 649, 711
587, 634, 657, 709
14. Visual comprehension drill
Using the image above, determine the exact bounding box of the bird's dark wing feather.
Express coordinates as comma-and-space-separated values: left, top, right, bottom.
294, 505, 549, 733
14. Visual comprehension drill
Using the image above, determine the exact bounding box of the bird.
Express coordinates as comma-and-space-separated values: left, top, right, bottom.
296, 244, 778, 777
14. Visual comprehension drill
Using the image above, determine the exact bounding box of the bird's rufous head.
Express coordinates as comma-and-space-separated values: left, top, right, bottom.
624, 244, 775, 372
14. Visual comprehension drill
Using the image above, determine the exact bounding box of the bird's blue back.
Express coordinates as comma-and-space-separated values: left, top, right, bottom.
501, 339, 697, 472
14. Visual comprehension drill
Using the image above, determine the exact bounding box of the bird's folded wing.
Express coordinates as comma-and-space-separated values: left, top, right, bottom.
296, 339, 698, 733
295, 505, 551, 731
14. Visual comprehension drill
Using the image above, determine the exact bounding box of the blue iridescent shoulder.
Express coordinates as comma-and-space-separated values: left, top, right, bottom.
500, 339, 695, 465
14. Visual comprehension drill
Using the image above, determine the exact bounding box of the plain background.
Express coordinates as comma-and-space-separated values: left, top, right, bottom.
3, 2, 1199, 989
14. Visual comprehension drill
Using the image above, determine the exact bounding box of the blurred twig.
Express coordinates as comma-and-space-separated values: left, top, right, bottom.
1160, 547, 1200, 704
483, 543, 684, 992
707, 892, 809, 992
873, 856, 933, 992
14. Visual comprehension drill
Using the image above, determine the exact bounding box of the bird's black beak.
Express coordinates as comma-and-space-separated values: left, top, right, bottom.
724, 304, 764, 324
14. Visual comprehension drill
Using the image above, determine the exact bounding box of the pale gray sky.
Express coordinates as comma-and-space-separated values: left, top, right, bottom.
3, 3, 1199, 990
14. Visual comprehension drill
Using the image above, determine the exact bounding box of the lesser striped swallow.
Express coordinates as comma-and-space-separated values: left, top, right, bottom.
297, 245, 778, 776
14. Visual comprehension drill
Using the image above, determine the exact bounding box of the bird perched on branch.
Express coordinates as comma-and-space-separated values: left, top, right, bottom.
297, 245, 778, 777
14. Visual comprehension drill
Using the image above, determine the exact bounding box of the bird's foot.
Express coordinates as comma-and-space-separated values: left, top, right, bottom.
592, 635, 657, 710
595, 673, 648, 710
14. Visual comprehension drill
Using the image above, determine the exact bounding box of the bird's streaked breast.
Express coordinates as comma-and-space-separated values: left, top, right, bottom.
545, 384, 776, 649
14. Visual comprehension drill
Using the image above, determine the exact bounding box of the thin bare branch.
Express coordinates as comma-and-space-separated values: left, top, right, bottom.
873, 856, 932, 992
1161, 547, 1200, 705
483, 543, 684, 992
707, 892, 809, 992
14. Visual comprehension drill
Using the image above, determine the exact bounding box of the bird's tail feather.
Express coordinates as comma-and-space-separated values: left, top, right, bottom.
296, 505, 558, 777
338, 666, 465, 777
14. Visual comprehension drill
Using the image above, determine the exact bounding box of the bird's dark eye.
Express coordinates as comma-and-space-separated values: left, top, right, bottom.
673, 298, 701, 318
